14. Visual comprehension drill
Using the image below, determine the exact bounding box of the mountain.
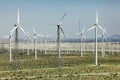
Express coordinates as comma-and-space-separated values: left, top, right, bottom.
0, 34, 120, 43
107, 34, 120, 42
109, 34, 120, 39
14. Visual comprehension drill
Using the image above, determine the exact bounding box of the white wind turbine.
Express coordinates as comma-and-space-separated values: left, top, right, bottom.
10, 9, 26, 60
26, 32, 32, 55
87, 11, 105, 65
33, 27, 43, 59
98, 28, 107, 58
75, 25, 86, 57
43, 34, 50, 55
1, 35, 13, 62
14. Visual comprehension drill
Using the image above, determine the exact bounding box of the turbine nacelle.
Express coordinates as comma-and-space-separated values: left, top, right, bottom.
57, 24, 60, 26
75, 26, 86, 39
93, 24, 97, 26
14, 24, 18, 27
81, 33, 83, 36
33, 27, 44, 39
34, 34, 37, 37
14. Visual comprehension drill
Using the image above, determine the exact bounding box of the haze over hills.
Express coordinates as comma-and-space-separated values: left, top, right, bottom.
0, 34, 120, 43
109, 34, 120, 39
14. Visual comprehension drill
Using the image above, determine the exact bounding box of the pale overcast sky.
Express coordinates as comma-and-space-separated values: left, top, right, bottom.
0, 0, 120, 39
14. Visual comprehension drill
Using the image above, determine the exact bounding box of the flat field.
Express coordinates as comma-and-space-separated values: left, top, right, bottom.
0, 51, 120, 80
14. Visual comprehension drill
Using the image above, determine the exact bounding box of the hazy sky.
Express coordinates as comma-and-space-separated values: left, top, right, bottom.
0, 0, 120, 39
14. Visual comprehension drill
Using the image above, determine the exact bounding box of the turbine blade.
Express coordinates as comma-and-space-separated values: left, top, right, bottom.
59, 12, 67, 25
10, 30, 14, 36
82, 26, 86, 33
79, 19, 81, 33
98, 25, 105, 32
20, 26, 26, 35
33, 27, 36, 34
83, 35, 86, 40
60, 27, 66, 38
17, 9, 20, 24
103, 27, 106, 34
87, 26, 96, 31
9, 29, 15, 39
96, 10, 98, 24
10, 27, 17, 33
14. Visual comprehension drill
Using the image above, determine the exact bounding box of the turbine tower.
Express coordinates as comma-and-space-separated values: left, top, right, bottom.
75, 25, 86, 57
9, 31, 14, 62
15, 9, 19, 52
53, 13, 66, 67
26, 32, 32, 55
98, 28, 107, 58
44, 34, 50, 55
88, 10, 105, 65
57, 13, 66, 59
33, 27, 43, 59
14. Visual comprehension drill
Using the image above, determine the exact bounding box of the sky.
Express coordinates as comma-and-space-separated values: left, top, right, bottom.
0, 0, 120, 39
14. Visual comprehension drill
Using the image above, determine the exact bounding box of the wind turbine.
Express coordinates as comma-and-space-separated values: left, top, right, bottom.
57, 13, 66, 59
26, 32, 32, 55
53, 13, 66, 67
33, 27, 43, 59
12, 9, 26, 52
10, 9, 26, 59
75, 25, 86, 57
1, 35, 13, 62
43, 34, 50, 55
87, 10, 105, 66
98, 27, 107, 58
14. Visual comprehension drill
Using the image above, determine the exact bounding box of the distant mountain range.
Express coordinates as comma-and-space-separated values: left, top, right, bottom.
0, 34, 120, 43
63, 34, 120, 43
109, 34, 120, 39
107, 34, 120, 42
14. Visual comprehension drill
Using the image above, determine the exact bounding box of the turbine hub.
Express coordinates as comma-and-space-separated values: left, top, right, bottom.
14, 24, 17, 27
34, 34, 36, 36
57, 24, 60, 26
94, 24, 97, 26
